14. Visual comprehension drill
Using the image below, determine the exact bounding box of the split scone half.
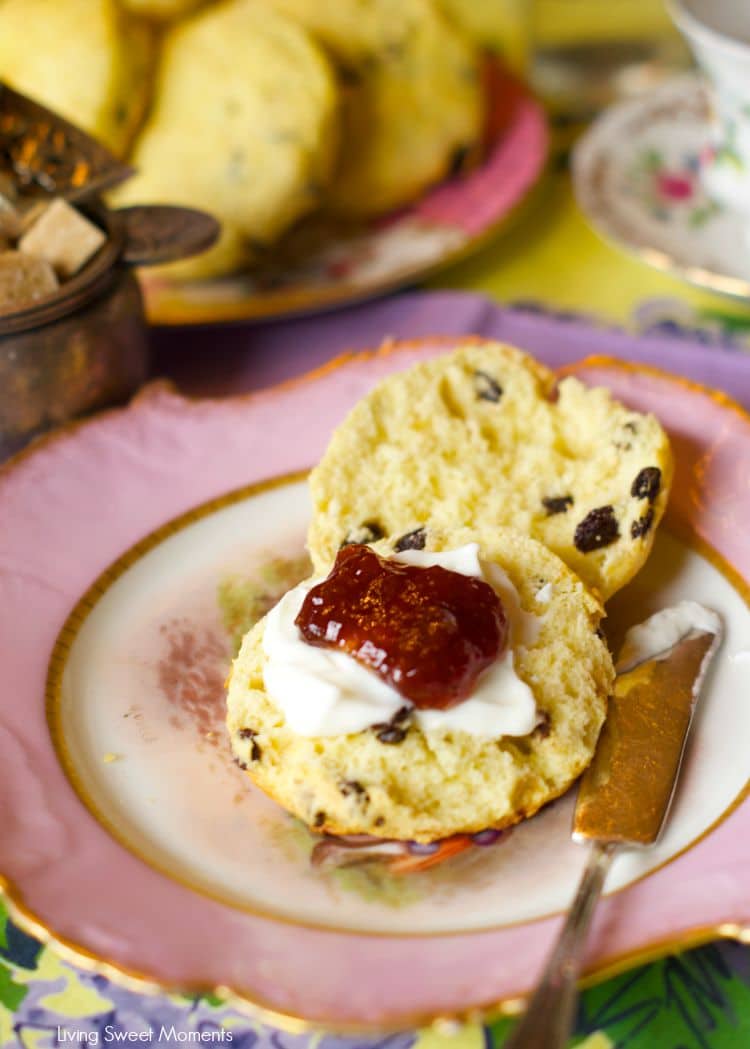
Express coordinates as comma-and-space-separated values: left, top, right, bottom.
227, 525, 614, 843
307, 341, 674, 602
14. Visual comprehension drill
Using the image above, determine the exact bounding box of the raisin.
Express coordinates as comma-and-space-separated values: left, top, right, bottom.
394, 527, 427, 552
233, 757, 248, 771
238, 727, 262, 761
631, 467, 661, 502
340, 780, 369, 804
534, 710, 551, 739
375, 726, 407, 744
313, 811, 326, 828
474, 370, 503, 403
341, 520, 384, 547
574, 506, 620, 552
373, 706, 411, 744
542, 495, 573, 516
374, 816, 385, 828
631, 508, 655, 540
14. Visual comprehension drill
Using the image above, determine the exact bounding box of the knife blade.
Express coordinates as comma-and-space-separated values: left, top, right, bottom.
574, 620, 720, 847
504, 602, 722, 1049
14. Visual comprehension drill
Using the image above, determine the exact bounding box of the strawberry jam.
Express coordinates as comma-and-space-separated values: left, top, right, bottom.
295, 544, 508, 709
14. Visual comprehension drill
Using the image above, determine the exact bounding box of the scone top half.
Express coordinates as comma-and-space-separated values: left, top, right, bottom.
227, 525, 614, 843
307, 341, 674, 602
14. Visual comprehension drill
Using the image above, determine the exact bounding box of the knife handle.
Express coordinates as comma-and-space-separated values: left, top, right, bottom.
503, 840, 618, 1049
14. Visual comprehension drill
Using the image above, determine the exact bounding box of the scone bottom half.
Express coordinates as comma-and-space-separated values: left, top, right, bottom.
226, 525, 614, 844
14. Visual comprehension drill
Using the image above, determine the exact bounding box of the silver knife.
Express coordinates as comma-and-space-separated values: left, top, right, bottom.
504, 603, 722, 1049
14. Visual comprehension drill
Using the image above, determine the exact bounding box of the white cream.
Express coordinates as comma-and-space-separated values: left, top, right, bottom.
262, 543, 540, 739
616, 600, 723, 674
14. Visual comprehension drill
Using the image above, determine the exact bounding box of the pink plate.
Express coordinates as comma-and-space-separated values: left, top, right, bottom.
140, 66, 548, 327
1, 339, 750, 1032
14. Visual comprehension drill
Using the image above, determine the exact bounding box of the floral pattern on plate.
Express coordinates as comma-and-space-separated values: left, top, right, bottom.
573, 74, 750, 299
628, 145, 720, 228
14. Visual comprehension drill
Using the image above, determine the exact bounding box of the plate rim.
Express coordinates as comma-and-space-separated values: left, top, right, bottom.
572, 72, 750, 301
2, 348, 750, 1032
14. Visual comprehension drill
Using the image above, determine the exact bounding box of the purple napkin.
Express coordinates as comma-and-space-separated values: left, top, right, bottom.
151, 289, 750, 409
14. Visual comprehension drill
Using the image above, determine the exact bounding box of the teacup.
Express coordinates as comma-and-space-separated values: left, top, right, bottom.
668, 0, 750, 219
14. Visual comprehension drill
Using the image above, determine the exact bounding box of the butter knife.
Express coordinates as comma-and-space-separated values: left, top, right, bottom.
504, 602, 722, 1049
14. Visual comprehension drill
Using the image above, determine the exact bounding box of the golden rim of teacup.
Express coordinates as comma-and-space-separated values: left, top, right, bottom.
668, 0, 750, 61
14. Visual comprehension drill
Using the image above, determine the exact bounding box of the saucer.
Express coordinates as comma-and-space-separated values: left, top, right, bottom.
573, 74, 750, 299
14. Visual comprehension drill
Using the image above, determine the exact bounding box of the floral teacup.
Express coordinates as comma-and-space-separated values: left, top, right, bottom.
669, 0, 750, 221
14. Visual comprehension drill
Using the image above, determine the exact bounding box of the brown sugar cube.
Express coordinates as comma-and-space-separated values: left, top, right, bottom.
0, 250, 59, 314
0, 195, 22, 240
18, 198, 106, 278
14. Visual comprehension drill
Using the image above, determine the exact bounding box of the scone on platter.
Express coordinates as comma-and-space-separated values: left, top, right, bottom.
227, 525, 613, 844
113, 0, 340, 279
267, 0, 484, 218
308, 341, 673, 601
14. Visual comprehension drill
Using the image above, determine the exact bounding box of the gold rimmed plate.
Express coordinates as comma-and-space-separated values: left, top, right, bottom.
2, 339, 750, 1032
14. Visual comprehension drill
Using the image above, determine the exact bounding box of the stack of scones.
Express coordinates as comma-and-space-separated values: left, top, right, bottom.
0, 0, 492, 279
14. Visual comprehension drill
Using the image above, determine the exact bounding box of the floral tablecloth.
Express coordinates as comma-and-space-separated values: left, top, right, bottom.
3, 898, 750, 1048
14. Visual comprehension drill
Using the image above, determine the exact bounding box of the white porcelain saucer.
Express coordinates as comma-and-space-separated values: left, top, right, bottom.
573, 74, 750, 299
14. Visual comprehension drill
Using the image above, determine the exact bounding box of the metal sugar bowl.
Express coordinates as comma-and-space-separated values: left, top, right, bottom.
0, 84, 219, 458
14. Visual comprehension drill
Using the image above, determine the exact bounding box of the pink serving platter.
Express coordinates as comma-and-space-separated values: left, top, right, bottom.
1, 338, 749, 1033
141, 66, 548, 327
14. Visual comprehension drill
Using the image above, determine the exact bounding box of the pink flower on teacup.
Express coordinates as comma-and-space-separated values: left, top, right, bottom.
655, 171, 694, 201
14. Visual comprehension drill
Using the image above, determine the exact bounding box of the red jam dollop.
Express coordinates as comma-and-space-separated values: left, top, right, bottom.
294, 544, 508, 709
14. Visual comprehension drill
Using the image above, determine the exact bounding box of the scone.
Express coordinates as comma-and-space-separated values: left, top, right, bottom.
267, 0, 484, 217
308, 341, 673, 601
227, 525, 613, 843
113, 0, 339, 278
